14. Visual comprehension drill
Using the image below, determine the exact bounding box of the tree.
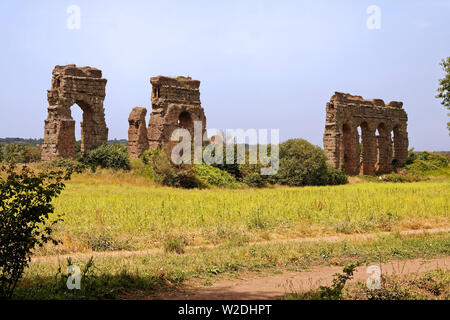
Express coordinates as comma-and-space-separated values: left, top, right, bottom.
0, 164, 69, 298
436, 57, 450, 134
274, 139, 329, 186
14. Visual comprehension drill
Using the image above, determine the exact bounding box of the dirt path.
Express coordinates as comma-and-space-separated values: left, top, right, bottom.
152, 257, 449, 300
32, 227, 450, 263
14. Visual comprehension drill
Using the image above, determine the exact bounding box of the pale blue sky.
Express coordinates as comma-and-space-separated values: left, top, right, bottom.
0, 0, 449, 150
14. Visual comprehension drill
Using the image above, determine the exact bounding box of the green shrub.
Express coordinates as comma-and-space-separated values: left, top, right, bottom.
40, 158, 86, 173
274, 139, 329, 186
406, 152, 449, 174
382, 173, 424, 183
81, 144, 130, 171
0, 164, 68, 298
130, 158, 154, 181
0, 143, 41, 164
239, 163, 268, 188
141, 149, 202, 188
210, 144, 243, 179
193, 165, 236, 188
326, 166, 348, 185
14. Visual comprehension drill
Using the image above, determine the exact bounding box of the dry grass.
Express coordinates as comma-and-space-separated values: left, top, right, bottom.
31, 171, 450, 255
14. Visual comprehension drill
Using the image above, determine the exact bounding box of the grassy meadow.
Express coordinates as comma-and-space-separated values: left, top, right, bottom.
35, 169, 450, 255
17, 231, 450, 299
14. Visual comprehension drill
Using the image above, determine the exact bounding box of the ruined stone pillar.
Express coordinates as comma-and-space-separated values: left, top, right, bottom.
128, 107, 149, 159
347, 125, 361, 175
376, 125, 392, 173
360, 124, 377, 175
393, 123, 409, 167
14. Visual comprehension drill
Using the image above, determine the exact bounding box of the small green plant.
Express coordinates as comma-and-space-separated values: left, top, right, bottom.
317, 263, 360, 300
0, 164, 69, 299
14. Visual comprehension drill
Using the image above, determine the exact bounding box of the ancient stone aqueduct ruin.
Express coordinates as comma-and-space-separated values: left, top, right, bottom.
42, 65, 408, 176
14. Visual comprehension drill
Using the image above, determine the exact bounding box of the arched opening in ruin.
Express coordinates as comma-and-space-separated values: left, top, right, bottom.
178, 111, 193, 132
358, 121, 372, 174
392, 125, 401, 168
71, 104, 83, 154
67, 101, 95, 156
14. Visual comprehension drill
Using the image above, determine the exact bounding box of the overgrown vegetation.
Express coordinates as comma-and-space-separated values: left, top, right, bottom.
193, 164, 237, 188
141, 149, 201, 188
286, 266, 450, 300
348, 269, 450, 300
0, 143, 41, 164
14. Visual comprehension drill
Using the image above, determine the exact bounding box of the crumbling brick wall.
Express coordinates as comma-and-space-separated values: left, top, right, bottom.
323, 92, 408, 176
128, 107, 149, 159
41, 65, 108, 160
147, 76, 206, 150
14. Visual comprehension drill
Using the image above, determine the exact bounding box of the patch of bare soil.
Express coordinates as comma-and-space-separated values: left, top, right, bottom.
151, 257, 449, 300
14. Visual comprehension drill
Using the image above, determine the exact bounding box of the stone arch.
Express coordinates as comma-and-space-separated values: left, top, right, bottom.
323, 92, 408, 176
178, 111, 193, 133
357, 121, 376, 175
41, 65, 108, 160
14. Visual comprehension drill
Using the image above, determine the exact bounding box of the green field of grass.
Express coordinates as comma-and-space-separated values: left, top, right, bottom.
37, 170, 450, 255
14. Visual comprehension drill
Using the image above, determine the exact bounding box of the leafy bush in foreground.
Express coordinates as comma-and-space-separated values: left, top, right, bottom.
0, 164, 68, 299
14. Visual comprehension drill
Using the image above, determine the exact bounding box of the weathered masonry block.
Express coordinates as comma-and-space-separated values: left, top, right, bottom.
147, 76, 207, 150
323, 92, 408, 176
128, 107, 149, 159
41, 65, 108, 160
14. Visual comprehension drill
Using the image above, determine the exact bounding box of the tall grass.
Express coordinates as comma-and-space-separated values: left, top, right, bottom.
41, 172, 449, 254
